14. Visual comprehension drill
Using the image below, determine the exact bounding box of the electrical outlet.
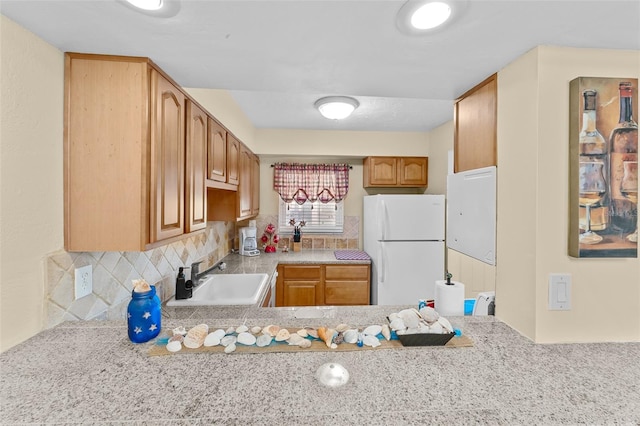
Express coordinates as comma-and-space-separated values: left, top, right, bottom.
549, 273, 571, 310
74, 265, 93, 300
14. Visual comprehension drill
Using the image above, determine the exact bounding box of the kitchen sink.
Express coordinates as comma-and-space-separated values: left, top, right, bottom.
166, 273, 269, 306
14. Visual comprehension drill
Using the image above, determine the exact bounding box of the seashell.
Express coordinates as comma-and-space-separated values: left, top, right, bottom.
389, 318, 406, 331
184, 324, 209, 349
305, 327, 319, 339
224, 343, 236, 353
169, 334, 184, 343
298, 339, 312, 348
236, 325, 249, 334
211, 329, 226, 340
166, 340, 182, 352
406, 327, 421, 335
251, 326, 263, 334
363, 325, 382, 336
172, 326, 187, 337
335, 324, 350, 333
263, 325, 280, 336
399, 309, 421, 328
225, 327, 235, 335
318, 327, 336, 347
237, 332, 257, 346
221, 335, 237, 347
419, 307, 439, 324
343, 329, 358, 344
381, 324, 391, 341
287, 334, 305, 346
256, 334, 273, 347
333, 332, 344, 345
428, 322, 443, 334
388, 313, 399, 321
437, 317, 454, 333
363, 335, 381, 347
203, 333, 221, 347
330, 343, 338, 349
275, 328, 290, 342
418, 322, 431, 333
296, 329, 309, 338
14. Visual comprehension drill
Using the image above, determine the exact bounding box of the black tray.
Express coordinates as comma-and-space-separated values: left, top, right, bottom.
396, 332, 455, 346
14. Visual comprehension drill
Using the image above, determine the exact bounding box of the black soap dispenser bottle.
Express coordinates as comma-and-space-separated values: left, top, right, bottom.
175, 267, 193, 300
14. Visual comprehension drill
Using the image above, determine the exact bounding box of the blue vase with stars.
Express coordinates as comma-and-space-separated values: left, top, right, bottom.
127, 285, 161, 343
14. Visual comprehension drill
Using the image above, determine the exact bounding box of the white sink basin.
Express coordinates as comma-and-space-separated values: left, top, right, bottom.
166, 273, 269, 306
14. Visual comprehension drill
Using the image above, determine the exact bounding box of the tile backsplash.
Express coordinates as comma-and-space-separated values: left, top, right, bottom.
45, 221, 235, 329
45, 215, 360, 329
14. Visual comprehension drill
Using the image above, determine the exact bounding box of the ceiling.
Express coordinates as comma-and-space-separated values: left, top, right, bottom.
1, 0, 639, 132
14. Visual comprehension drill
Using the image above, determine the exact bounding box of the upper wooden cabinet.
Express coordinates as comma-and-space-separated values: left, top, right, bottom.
64, 53, 213, 251
207, 141, 260, 222
454, 73, 497, 172
363, 156, 428, 188
207, 118, 240, 188
185, 100, 207, 233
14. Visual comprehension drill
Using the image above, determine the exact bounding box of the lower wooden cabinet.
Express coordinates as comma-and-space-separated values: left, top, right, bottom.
276, 264, 370, 307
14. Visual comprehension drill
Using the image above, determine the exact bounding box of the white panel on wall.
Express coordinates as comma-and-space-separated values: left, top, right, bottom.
446, 166, 496, 265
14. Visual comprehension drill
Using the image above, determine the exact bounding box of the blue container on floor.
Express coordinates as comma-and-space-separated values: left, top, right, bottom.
127, 285, 161, 343
464, 298, 476, 316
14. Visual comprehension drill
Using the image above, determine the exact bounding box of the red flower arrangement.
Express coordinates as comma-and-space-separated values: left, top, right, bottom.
261, 223, 279, 253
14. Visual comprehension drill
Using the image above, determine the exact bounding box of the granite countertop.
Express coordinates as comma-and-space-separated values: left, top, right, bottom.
2, 304, 639, 424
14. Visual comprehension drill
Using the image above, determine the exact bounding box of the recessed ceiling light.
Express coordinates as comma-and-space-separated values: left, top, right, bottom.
411, 2, 451, 29
126, 0, 163, 11
314, 96, 360, 120
396, 0, 467, 35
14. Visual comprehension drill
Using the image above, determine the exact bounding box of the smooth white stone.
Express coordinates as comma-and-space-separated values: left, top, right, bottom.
204, 333, 221, 347
211, 329, 226, 340
166, 341, 182, 352
363, 335, 381, 347
224, 343, 236, 353
251, 326, 263, 334
237, 332, 257, 346
256, 334, 272, 347
236, 325, 249, 333
363, 325, 382, 336
343, 329, 358, 344
221, 335, 237, 347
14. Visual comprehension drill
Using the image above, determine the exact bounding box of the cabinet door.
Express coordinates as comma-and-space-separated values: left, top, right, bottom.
150, 70, 185, 242
454, 73, 497, 172
207, 117, 227, 182
367, 157, 397, 186
283, 281, 321, 306
324, 281, 370, 305
238, 143, 253, 219
399, 157, 428, 186
251, 153, 260, 216
186, 101, 207, 233
227, 135, 240, 185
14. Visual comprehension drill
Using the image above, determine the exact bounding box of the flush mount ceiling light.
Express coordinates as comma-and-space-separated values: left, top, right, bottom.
314, 96, 360, 120
396, 0, 468, 35
118, 0, 180, 17
126, 0, 163, 10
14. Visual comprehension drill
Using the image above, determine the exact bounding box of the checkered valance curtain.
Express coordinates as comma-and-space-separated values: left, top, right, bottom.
273, 163, 350, 204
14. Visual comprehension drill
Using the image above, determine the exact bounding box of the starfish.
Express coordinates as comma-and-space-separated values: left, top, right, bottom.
134, 326, 142, 334
142, 311, 151, 319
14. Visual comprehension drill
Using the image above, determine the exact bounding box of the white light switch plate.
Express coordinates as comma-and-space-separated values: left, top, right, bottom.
74, 265, 93, 300
549, 273, 571, 310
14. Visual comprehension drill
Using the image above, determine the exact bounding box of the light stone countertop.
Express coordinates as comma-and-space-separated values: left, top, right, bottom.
2, 304, 640, 425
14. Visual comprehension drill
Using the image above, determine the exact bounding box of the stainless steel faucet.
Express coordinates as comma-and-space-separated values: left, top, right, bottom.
190, 260, 227, 287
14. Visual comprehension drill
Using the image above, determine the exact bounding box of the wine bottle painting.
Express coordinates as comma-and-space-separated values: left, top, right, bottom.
569, 77, 638, 258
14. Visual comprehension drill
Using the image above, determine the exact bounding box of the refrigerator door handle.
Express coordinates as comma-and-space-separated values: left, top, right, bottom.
379, 242, 386, 283
380, 200, 388, 240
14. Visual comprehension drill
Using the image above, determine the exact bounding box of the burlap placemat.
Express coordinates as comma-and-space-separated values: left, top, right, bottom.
148, 328, 473, 357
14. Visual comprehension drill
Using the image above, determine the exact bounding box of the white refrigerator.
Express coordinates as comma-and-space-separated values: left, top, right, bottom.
363, 194, 445, 305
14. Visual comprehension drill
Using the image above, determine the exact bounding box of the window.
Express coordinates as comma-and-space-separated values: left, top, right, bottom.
278, 198, 344, 234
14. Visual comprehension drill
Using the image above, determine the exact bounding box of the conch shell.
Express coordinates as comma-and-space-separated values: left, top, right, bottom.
318, 327, 336, 347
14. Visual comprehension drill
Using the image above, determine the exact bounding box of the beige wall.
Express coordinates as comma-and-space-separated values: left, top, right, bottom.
0, 16, 65, 351
497, 46, 640, 343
